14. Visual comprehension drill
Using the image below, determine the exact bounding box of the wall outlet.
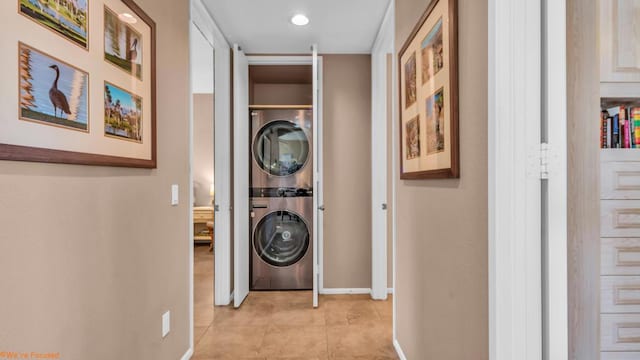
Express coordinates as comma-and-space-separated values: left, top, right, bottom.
162, 311, 170, 338
171, 185, 179, 206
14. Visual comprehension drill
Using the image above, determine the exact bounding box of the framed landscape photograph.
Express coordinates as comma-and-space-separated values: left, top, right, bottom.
1, 0, 156, 168
104, 82, 142, 143
104, 5, 143, 80
18, 0, 89, 49
399, 0, 458, 179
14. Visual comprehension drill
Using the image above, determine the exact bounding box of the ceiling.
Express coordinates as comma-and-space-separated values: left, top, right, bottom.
201, 0, 391, 54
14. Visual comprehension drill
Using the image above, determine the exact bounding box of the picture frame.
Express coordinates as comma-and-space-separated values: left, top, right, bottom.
398, 0, 459, 179
18, 0, 89, 50
2, 0, 157, 168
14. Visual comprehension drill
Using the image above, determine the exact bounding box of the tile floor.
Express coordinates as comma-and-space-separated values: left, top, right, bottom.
192, 245, 397, 360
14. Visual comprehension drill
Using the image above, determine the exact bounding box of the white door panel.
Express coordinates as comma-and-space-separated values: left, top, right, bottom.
312, 44, 321, 308
233, 44, 250, 308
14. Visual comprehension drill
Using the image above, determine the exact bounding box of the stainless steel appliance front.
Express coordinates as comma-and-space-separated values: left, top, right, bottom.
250, 196, 313, 290
251, 109, 313, 189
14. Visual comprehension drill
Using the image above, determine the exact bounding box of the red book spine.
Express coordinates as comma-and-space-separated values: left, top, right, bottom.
601, 111, 608, 148
623, 107, 631, 148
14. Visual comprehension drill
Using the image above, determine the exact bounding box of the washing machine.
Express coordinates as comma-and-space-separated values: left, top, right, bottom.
250, 193, 313, 290
251, 109, 313, 190
250, 108, 313, 290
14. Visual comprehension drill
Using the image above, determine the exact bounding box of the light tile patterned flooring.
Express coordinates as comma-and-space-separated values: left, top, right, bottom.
193, 245, 397, 360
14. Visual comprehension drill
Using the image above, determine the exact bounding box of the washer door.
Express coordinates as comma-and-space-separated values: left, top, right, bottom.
254, 210, 310, 267
253, 120, 309, 176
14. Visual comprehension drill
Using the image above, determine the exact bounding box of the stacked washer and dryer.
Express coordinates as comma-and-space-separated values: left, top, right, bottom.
250, 108, 313, 290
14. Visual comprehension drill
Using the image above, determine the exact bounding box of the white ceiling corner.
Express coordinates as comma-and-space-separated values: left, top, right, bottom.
200, 0, 390, 54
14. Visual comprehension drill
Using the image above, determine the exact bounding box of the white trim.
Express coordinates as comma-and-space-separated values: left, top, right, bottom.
393, 339, 408, 360
233, 44, 250, 308
312, 44, 320, 308
320, 288, 372, 295
387, 288, 394, 294
489, 0, 544, 359
180, 348, 193, 360
370, 0, 394, 302
246, 55, 314, 65
543, 0, 568, 358
191, 0, 233, 307
387, 0, 398, 347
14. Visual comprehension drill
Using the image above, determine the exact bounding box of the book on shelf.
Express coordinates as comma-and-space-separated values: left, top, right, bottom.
601, 104, 640, 149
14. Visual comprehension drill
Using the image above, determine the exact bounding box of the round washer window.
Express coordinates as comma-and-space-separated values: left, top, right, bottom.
254, 211, 309, 267
253, 120, 309, 176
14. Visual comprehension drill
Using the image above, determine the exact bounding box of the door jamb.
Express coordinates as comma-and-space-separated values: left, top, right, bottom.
191, 0, 233, 308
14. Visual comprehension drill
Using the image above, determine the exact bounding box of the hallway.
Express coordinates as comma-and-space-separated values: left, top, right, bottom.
192, 245, 397, 359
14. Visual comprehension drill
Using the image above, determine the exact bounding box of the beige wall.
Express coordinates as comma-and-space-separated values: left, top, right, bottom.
252, 84, 312, 105
0, 0, 191, 359
193, 94, 214, 206
394, 0, 488, 358
322, 55, 373, 289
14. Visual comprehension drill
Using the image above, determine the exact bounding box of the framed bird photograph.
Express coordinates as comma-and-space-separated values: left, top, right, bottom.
0, 0, 156, 168
399, 0, 458, 179
19, 42, 89, 132
104, 5, 143, 80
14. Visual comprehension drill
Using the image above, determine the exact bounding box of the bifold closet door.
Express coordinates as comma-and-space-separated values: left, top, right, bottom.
233, 44, 250, 308
312, 44, 322, 308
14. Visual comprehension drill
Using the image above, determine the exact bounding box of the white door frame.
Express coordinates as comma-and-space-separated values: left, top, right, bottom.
191, 0, 232, 308
244, 54, 325, 300
488, 0, 568, 359
370, 0, 394, 301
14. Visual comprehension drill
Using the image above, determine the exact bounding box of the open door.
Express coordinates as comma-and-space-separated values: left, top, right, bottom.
233, 44, 250, 308
312, 44, 322, 308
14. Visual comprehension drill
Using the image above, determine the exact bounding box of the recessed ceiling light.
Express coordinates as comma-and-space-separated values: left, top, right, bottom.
118, 13, 138, 24
291, 14, 309, 26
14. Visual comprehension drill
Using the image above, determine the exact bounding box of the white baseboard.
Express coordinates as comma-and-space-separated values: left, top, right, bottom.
387, 287, 394, 294
180, 348, 193, 360
320, 288, 371, 295
393, 339, 407, 360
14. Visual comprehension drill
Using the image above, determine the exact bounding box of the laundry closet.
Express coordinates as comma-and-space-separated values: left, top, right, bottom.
228, 50, 324, 308
246, 65, 315, 292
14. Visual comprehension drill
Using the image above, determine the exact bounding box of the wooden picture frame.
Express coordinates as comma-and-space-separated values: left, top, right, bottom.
398, 0, 459, 179
2, 0, 157, 168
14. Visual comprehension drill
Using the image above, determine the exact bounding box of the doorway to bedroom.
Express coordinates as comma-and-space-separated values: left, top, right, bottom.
190, 20, 216, 346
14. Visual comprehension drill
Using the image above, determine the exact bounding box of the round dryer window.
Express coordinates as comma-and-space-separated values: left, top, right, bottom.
253, 211, 310, 267
253, 120, 309, 176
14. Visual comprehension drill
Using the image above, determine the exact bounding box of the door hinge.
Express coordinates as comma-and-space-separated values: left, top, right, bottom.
529, 143, 557, 179
540, 143, 550, 179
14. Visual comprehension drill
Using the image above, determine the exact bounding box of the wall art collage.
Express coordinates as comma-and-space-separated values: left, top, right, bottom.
0, 0, 156, 167
399, 0, 458, 179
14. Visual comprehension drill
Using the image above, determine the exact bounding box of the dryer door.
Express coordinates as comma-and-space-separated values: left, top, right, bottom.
253, 120, 310, 178
253, 210, 310, 267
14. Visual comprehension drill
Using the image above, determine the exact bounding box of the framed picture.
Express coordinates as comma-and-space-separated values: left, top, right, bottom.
104, 5, 143, 80
19, 42, 90, 133
104, 81, 142, 143
18, 0, 89, 50
399, 0, 458, 179
1, 0, 156, 168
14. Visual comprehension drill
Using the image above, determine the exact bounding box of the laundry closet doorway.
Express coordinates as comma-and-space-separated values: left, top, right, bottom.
232, 49, 323, 308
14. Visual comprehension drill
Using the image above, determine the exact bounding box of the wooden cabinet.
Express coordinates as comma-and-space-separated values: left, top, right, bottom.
601, 153, 640, 359
600, 0, 640, 84
193, 206, 214, 242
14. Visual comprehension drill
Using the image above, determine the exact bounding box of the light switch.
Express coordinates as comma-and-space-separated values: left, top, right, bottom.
162, 311, 170, 338
171, 185, 179, 206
